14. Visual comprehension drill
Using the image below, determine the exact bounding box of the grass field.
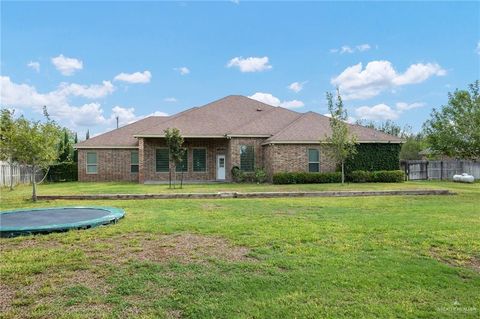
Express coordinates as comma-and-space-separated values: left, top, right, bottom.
1, 181, 479, 318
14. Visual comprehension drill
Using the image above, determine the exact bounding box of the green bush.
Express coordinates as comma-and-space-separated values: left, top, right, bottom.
232, 166, 267, 183
344, 144, 401, 172
349, 170, 405, 183
47, 162, 78, 182
273, 172, 342, 184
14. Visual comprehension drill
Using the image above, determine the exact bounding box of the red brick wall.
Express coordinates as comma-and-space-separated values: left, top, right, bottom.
264, 144, 336, 180
142, 138, 229, 183
78, 149, 139, 182
229, 137, 267, 171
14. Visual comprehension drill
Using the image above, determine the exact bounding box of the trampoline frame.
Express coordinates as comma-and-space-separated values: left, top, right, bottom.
0, 206, 125, 237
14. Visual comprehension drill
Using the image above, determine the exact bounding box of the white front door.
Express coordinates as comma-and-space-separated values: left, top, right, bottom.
216, 155, 226, 180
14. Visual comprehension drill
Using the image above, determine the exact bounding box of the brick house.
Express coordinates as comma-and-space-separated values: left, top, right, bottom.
75, 95, 402, 183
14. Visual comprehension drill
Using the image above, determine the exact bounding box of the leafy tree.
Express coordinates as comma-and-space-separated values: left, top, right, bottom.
324, 89, 357, 184
399, 134, 427, 160
57, 128, 74, 162
0, 109, 18, 190
73, 132, 78, 162
14, 107, 62, 201
423, 80, 480, 159
164, 128, 185, 189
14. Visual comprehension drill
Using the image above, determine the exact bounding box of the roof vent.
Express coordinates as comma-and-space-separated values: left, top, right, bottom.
256, 108, 263, 112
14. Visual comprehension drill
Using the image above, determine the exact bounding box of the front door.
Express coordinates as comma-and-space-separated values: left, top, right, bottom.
216, 155, 226, 180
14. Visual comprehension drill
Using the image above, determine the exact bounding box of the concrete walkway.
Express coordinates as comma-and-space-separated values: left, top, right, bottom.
37, 189, 454, 200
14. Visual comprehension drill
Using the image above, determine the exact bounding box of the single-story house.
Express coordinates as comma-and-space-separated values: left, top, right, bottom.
75, 95, 402, 183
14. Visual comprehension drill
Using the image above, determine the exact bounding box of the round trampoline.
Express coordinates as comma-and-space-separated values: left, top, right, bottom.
0, 206, 125, 238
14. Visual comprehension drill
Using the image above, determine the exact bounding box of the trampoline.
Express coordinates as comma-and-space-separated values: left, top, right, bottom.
0, 206, 125, 238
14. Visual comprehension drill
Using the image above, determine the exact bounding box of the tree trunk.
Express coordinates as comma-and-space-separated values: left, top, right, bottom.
9, 160, 14, 191
341, 160, 345, 184
32, 163, 37, 202
169, 162, 172, 189
173, 163, 176, 189
180, 170, 184, 189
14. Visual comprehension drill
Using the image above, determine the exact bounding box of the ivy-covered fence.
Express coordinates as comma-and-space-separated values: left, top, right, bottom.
46, 162, 78, 182
344, 143, 401, 172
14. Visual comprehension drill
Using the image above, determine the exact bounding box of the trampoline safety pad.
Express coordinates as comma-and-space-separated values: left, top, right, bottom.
0, 206, 125, 237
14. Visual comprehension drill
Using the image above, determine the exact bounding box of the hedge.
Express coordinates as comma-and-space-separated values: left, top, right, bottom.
273, 170, 405, 184
231, 166, 268, 183
47, 162, 78, 182
344, 143, 401, 172
273, 172, 342, 184
349, 170, 405, 183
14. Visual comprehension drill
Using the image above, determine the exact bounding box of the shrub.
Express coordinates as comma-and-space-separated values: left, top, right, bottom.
47, 162, 78, 182
232, 166, 267, 183
349, 170, 405, 183
273, 172, 342, 184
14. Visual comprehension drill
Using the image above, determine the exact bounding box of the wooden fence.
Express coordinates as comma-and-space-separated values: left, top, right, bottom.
401, 160, 480, 181
0, 162, 44, 187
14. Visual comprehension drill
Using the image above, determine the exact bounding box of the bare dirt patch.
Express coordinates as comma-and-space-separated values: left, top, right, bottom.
82, 232, 252, 265
429, 247, 480, 273
0, 282, 16, 313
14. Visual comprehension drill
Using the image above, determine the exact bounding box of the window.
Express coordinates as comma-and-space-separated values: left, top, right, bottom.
131, 150, 139, 173
308, 149, 320, 172
176, 149, 188, 172
193, 148, 206, 172
240, 145, 254, 171
86, 152, 98, 174
155, 148, 169, 172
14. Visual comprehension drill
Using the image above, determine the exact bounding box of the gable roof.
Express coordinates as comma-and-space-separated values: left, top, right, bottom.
76, 95, 402, 148
134, 95, 276, 137
264, 112, 403, 144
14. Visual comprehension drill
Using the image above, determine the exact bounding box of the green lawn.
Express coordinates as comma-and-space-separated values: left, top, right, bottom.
1, 181, 479, 318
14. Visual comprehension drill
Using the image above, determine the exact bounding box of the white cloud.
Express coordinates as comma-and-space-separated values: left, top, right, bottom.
149, 111, 169, 117
27, 61, 40, 72
330, 44, 371, 54
56, 81, 115, 99
331, 60, 446, 100
174, 67, 190, 75
288, 81, 307, 93
114, 70, 151, 84
280, 100, 304, 109
476, 41, 480, 55
395, 102, 425, 111
248, 92, 304, 109
355, 103, 399, 120
227, 56, 272, 72
163, 97, 178, 103
0, 76, 116, 128
51, 54, 83, 76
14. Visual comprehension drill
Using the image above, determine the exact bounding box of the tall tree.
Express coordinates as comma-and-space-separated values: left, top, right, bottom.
57, 128, 74, 162
73, 132, 78, 162
14, 107, 62, 201
164, 128, 185, 189
85, 129, 90, 140
423, 80, 480, 159
324, 89, 357, 184
0, 109, 18, 190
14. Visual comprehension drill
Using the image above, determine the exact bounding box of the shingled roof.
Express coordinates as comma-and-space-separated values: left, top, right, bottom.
76, 95, 402, 148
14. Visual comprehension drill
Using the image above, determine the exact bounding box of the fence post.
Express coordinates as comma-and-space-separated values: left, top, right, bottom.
425, 161, 429, 180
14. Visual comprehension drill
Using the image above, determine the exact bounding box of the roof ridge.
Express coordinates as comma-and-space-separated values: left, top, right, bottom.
76, 115, 166, 146
266, 112, 310, 142
135, 107, 198, 135
225, 106, 279, 135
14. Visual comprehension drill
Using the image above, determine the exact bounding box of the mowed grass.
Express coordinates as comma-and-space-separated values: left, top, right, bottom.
0, 181, 479, 318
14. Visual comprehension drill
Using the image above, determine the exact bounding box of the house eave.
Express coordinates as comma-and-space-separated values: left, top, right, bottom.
74, 145, 139, 149
262, 140, 403, 145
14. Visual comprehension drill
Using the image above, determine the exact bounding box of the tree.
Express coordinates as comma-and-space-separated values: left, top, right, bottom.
324, 89, 357, 184
85, 129, 90, 140
14, 107, 62, 201
0, 109, 18, 190
57, 128, 74, 162
73, 132, 78, 162
164, 128, 185, 189
399, 134, 427, 160
423, 80, 480, 159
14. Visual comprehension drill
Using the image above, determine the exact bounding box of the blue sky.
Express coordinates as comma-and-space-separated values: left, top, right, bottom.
1, 1, 479, 137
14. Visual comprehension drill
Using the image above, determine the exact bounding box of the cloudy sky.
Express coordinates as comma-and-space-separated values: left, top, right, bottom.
1, 1, 479, 137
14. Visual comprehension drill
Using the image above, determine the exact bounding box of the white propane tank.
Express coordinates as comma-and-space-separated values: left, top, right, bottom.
452, 173, 475, 183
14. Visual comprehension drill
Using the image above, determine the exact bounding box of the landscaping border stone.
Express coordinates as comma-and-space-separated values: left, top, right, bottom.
36, 189, 454, 200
